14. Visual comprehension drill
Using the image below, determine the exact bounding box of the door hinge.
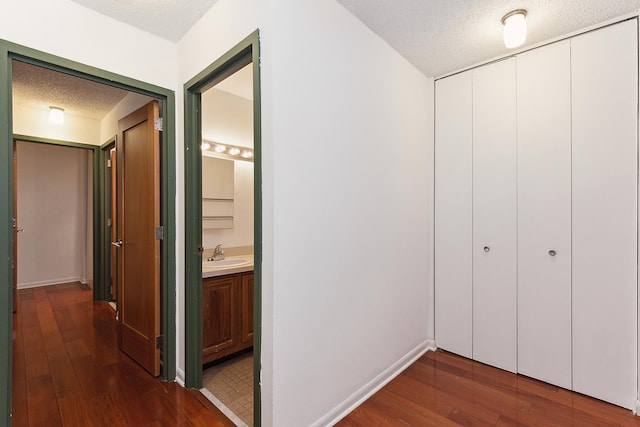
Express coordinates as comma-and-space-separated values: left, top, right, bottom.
156, 335, 163, 349
107, 159, 112, 168
154, 117, 163, 132
155, 226, 164, 240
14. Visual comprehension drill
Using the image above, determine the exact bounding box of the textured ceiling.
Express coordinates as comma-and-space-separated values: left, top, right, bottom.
337, 0, 640, 77
69, 0, 219, 42
12, 60, 129, 120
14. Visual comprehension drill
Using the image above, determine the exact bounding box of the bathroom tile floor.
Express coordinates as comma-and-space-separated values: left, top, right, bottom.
202, 351, 254, 426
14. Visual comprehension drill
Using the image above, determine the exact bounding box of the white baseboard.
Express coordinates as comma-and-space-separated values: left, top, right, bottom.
313, 340, 435, 427
426, 339, 437, 352
18, 277, 84, 289
176, 368, 186, 387
634, 399, 640, 415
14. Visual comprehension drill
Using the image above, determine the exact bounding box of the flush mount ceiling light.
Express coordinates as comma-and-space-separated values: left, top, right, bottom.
49, 106, 64, 124
502, 9, 527, 48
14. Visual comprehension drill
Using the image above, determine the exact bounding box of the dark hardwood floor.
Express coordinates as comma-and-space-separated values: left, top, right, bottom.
11, 282, 234, 427
339, 349, 640, 426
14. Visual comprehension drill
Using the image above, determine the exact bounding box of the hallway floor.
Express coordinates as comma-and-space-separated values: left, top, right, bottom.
338, 349, 640, 426
11, 282, 235, 427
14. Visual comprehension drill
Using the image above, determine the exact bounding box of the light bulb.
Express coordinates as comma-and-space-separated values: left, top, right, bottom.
241, 150, 254, 159
214, 145, 227, 153
228, 147, 240, 156
201, 142, 211, 151
502, 10, 527, 49
49, 107, 64, 124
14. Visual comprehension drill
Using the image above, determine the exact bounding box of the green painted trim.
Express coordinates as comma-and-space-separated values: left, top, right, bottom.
98, 138, 116, 303
1, 40, 178, 425
250, 32, 263, 427
183, 30, 262, 427
0, 43, 13, 427
12, 135, 102, 299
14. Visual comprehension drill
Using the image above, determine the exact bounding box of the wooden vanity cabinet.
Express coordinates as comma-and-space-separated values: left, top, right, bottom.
202, 271, 254, 364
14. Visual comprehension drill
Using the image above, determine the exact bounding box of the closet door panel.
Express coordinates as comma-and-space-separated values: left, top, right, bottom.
571, 20, 638, 409
516, 40, 572, 389
434, 72, 473, 358
472, 59, 517, 373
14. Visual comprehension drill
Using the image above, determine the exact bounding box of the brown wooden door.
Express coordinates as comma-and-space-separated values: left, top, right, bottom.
110, 148, 117, 302
116, 101, 161, 377
12, 141, 18, 313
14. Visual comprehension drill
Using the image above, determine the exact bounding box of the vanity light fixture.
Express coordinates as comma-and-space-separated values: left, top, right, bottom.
502, 9, 527, 48
49, 106, 64, 124
202, 139, 254, 162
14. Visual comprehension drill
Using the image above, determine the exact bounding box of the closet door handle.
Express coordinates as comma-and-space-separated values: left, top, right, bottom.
111, 240, 123, 248
483, 246, 490, 252
548, 249, 556, 256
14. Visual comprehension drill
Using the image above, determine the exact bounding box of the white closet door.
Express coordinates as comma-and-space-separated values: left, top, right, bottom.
516, 40, 572, 388
572, 20, 638, 409
472, 58, 517, 373
435, 72, 473, 358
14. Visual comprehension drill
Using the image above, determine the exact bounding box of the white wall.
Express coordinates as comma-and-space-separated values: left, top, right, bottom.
202, 159, 254, 249
16, 141, 89, 288
13, 103, 101, 145
267, 1, 433, 424
1, 0, 176, 90
202, 88, 254, 147
100, 92, 155, 143
179, 0, 433, 425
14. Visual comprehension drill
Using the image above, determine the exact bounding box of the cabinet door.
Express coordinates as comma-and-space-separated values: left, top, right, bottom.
202, 276, 237, 363
516, 40, 572, 388
472, 58, 517, 373
434, 71, 473, 358
240, 273, 254, 347
571, 20, 638, 409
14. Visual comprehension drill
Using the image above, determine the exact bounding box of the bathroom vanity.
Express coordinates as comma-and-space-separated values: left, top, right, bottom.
202, 257, 254, 364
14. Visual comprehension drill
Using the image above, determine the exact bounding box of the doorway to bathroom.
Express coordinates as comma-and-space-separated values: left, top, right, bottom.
183, 31, 262, 427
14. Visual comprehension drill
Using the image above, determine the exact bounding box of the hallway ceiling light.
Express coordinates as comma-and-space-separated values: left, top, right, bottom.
49, 106, 64, 124
502, 9, 527, 48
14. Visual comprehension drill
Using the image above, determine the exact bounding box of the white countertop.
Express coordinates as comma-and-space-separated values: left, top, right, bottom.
202, 254, 254, 278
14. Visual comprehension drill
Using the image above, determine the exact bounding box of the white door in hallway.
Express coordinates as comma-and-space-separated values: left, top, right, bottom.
472, 58, 517, 373
516, 40, 572, 389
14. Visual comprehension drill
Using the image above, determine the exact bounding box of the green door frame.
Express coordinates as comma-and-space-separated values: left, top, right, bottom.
183, 30, 262, 425
0, 40, 177, 426
13, 134, 100, 297
98, 138, 116, 302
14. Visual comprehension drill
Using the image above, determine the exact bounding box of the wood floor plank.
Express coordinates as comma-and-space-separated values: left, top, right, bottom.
12, 282, 233, 426
338, 350, 640, 426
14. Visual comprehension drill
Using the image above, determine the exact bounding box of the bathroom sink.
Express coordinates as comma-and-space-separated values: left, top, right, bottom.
203, 258, 251, 268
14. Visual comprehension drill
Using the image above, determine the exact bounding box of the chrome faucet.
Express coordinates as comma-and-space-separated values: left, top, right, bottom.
208, 244, 225, 261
